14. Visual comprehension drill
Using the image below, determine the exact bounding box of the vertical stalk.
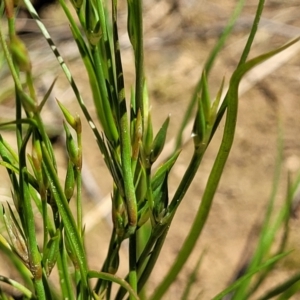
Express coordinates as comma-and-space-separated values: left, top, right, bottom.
21, 168, 45, 299
129, 234, 137, 299
134, 0, 144, 120
57, 238, 75, 300
40, 139, 89, 296
0, 3, 23, 152
91, 45, 118, 143
76, 168, 82, 238
127, 0, 144, 120
75, 127, 83, 238
113, 0, 137, 235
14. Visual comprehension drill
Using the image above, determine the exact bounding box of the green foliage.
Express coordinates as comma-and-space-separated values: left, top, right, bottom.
0, 0, 299, 299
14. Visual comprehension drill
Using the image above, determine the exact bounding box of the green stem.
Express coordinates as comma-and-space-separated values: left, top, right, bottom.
96, 0, 117, 94
115, 230, 158, 300
8, 11, 24, 153
18, 126, 45, 299
113, 0, 137, 235
138, 228, 168, 294
75, 165, 82, 239
41, 141, 89, 296
57, 238, 75, 300
33, 277, 46, 300
22, 168, 45, 299
238, 0, 265, 67
41, 186, 48, 254
168, 150, 205, 213
91, 45, 118, 143
89, 271, 140, 300
129, 234, 138, 299
212, 0, 265, 141
133, 0, 144, 120
0, 276, 33, 298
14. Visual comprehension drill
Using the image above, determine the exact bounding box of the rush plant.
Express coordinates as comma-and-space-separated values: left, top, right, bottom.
0, 0, 299, 299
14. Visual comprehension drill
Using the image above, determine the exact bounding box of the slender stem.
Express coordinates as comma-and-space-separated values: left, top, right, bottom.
89, 271, 140, 300
138, 228, 168, 294
129, 234, 138, 299
7, 9, 24, 154
238, 0, 265, 66
76, 168, 82, 238
212, 0, 266, 140
22, 168, 45, 299
16, 124, 45, 299
41, 270, 53, 300
0, 276, 33, 298
134, 0, 144, 120
113, 0, 137, 235
91, 45, 118, 143
57, 237, 75, 300
168, 150, 205, 213
115, 230, 158, 300
41, 186, 48, 254
119, 92, 137, 235
40, 140, 89, 295
96, 0, 117, 94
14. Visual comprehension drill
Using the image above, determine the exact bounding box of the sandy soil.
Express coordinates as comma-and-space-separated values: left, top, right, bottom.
1, 1, 300, 299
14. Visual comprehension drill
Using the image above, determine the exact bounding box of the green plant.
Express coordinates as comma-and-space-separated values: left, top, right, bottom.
0, 0, 299, 299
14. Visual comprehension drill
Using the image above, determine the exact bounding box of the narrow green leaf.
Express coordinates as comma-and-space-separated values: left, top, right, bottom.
89, 270, 140, 300
0, 275, 33, 298
135, 164, 147, 205
40, 141, 89, 292
151, 150, 180, 191
201, 72, 210, 120
143, 113, 153, 158
38, 77, 57, 113
192, 97, 206, 148
85, 0, 102, 46
150, 115, 170, 164
0, 241, 33, 287
43, 230, 61, 276
3, 207, 29, 265
152, 171, 169, 222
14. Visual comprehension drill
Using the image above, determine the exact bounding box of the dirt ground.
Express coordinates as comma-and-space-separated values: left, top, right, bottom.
1, 0, 300, 299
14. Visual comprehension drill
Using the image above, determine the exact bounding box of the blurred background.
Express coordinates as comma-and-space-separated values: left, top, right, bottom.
1, 0, 300, 298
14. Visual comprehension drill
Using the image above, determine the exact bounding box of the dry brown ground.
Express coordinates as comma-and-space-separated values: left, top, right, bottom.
1, 0, 300, 299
